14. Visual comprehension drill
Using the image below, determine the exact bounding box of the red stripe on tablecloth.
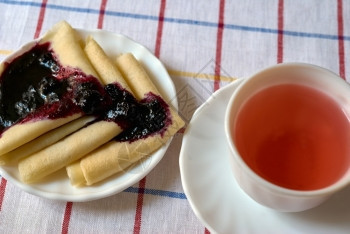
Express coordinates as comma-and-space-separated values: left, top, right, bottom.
337, 0, 345, 79
133, 1, 167, 233
0, 178, 7, 211
154, 0, 166, 58
277, 0, 284, 64
98, 0, 108, 29
208, 0, 225, 231
133, 177, 146, 234
214, 0, 225, 92
34, 0, 48, 39
61, 202, 73, 234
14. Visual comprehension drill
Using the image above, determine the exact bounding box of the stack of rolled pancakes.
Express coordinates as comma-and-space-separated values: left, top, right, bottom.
0, 21, 184, 187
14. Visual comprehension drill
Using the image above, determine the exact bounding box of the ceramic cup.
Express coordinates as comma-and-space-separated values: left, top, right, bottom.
225, 63, 350, 212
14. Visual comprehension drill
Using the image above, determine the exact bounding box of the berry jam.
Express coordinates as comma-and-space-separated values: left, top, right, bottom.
103, 84, 171, 142
0, 43, 105, 134
0, 43, 171, 141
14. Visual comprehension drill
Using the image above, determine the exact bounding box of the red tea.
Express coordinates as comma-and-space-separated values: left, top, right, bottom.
233, 83, 350, 190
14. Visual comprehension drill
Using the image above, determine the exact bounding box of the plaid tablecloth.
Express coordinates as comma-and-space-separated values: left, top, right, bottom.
0, 0, 349, 233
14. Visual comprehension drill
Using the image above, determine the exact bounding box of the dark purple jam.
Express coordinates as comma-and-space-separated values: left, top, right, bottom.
0, 43, 171, 141
102, 84, 171, 142
0, 42, 106, 134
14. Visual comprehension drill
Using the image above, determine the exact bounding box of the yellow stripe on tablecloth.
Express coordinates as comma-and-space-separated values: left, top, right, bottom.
168, 69, 236, 82
0, 49, 236, 82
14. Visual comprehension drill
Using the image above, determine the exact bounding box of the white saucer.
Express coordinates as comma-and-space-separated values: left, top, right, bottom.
179, 79, 350, 234
0, 28, 177, 202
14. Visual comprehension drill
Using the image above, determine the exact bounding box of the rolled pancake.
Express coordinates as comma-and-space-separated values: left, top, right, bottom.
0, 21, 101, 156
39, 21, 98, 77
115, 53, 160, 99
0, 116, 95, 165
18, 37, 131, 183
0, 114, 80, 156
67, 53, 185, 186
84, 36, 131, 91
18, 121, 122, 183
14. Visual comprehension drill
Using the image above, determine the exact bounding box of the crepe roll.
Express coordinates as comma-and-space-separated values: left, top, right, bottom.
84, 36, 131, 91
40, 21, 99, 78
18, 121, 122, 183
115, 53, 159, 99
0, 115, 80, 156
0, 116, 95, 165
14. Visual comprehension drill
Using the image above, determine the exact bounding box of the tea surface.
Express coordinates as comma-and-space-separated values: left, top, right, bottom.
234, 83, 350, 190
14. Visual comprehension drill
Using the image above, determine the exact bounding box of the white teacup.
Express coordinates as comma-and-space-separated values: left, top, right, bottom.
225, 63, 350, 212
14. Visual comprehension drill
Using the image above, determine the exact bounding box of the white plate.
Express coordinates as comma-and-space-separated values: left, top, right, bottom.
0, 29, 177, 202
179, 79, 350, 234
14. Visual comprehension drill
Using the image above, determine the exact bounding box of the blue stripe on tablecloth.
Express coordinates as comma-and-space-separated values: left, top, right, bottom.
1, 0, 349, 41
124, 186, 187, 200
0, 175, 187, 200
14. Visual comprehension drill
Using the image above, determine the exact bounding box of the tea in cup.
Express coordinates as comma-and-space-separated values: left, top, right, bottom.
225, 63, 350, 212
